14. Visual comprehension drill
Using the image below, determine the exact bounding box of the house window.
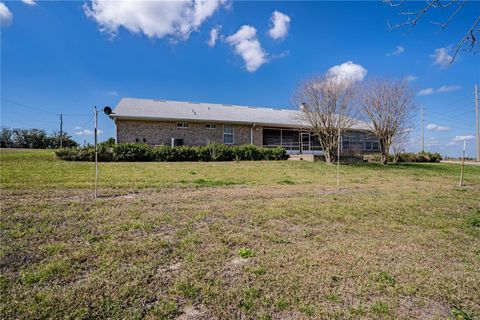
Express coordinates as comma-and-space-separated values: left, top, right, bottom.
177, 122, 189, 129
205, 123, 216, 129
223, 124, 234, 144
135, 138, 139, 143
143, 138, 147, 143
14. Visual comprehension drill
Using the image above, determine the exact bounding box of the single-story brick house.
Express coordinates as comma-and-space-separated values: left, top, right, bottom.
110, 97, 379, 155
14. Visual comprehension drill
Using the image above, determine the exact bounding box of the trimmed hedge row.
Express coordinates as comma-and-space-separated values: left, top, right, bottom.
395, 152, 442, 163
55, 143, 289, 162
365, 151, 442, 163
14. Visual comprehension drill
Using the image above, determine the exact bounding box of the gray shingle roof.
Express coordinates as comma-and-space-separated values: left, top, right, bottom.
112, 97, 369, 130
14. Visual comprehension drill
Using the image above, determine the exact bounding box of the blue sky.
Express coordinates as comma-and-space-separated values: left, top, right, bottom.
1, 0, 479, 157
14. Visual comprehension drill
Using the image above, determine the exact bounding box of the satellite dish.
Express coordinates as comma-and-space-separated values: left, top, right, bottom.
103, 106, 113, 115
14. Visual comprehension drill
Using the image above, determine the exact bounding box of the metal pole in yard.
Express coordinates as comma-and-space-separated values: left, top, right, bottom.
59, 114, 63, 148
94, 106, 98, 199
475, 83, 479, 162
459, 140, 466, 187
420, 105, 424, 153
337, 127, 341, 190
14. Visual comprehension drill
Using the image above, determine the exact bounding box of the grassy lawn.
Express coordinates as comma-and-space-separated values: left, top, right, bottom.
1, 149, 479, 319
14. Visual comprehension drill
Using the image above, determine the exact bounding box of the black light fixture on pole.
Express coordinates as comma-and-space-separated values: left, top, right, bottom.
94, 106, 115, 199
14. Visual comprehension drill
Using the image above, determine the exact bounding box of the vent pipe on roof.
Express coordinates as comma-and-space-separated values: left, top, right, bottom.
299, 103, 307, 112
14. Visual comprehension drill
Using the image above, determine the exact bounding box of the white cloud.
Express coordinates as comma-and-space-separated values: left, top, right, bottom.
226, 25, 267, 72
83, 0, 226, 40
452, 135, 475, 142
426, 123, 451, 132
21, 0, 36, 6
268, 10, 291, 40
418, 85, 460, 96
74, 127, 103, 136
426, 137, 441, 147
418, 88, 434, 96
437, 85, 461, 93
207, 25, 221, 47
107, 90, 118, 96
431, 47, 452, 67
327, 61, 367, 83
387, 46, 405, 56
0, 2, 13, 26
405, 75, 417, 81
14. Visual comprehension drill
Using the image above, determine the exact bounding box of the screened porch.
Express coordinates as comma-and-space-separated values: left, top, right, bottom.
262, 128, 380, 154
262, 128, 322, 154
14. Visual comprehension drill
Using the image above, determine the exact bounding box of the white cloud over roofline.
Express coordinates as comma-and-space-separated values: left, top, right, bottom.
431, 47, 452, 67
426, 123, 450, 132
207, 25, 221, 47
21, 0, 36, 6
327, 61, 367, 83
387, 46, 405, 56
84, 0, 227, 40
268, 11, 291, 40
226, 25, 267, 72
0, 2, 13, 26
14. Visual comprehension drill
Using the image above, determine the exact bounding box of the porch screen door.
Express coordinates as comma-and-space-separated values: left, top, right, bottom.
301, 133, 310, 153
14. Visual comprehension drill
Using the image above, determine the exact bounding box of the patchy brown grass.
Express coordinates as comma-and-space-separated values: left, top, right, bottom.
1, 149, 479, 319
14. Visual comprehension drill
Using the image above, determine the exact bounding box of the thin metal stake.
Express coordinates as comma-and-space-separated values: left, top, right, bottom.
337, 127, 341, 190
459, 140, 466, 187
94, 106, 98, 199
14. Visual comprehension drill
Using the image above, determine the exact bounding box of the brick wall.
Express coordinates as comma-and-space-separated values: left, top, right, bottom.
116, 119, 263, 146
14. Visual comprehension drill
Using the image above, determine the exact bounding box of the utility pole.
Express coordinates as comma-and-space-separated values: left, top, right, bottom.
94, 107, 98, 199
59, 114, 63, 148
475, 83, 479, 162
420, 105, 424, 152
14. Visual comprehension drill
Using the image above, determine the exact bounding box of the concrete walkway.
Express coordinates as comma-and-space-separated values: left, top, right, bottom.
441, 160, 480, 166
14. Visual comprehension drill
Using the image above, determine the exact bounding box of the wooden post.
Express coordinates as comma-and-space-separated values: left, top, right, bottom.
459, 140, 466, 187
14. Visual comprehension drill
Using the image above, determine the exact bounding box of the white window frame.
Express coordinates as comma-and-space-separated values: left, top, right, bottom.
205, 123, 217, 130
223, 124, 234, 144
176, 122, 189, 129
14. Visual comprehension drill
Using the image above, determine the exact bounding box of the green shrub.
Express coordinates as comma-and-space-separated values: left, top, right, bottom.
153, 145, 174, 161
55, 147, 95, 161
261, 147, 288, 160
56, 143, 289, 162
396, 152, 442, 163
113, 143, 154, 161
235, 144, 263, 161
171, 146, 199, 161
365, 152, 442, 163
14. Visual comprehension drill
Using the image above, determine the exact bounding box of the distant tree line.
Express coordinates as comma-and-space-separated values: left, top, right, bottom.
0, 127, 78, 149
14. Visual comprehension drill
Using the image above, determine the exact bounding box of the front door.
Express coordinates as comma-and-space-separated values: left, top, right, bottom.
301, 132, 310, 153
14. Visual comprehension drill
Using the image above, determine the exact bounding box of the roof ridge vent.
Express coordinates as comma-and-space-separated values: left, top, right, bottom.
154, 99, 166, 102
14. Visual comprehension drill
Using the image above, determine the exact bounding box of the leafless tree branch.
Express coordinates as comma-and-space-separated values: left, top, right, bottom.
293, 76, 359, 164
359, 79, 415, 165
385, 0, 479, 63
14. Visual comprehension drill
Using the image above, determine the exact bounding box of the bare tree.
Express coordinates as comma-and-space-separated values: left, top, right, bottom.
391, 127, 410, 163
293, 76, 358, 164
360, 79, 415, 165
385, 0, 479, 63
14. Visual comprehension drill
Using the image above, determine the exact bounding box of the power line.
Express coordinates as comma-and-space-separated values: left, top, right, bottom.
1, 98, 90, 117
